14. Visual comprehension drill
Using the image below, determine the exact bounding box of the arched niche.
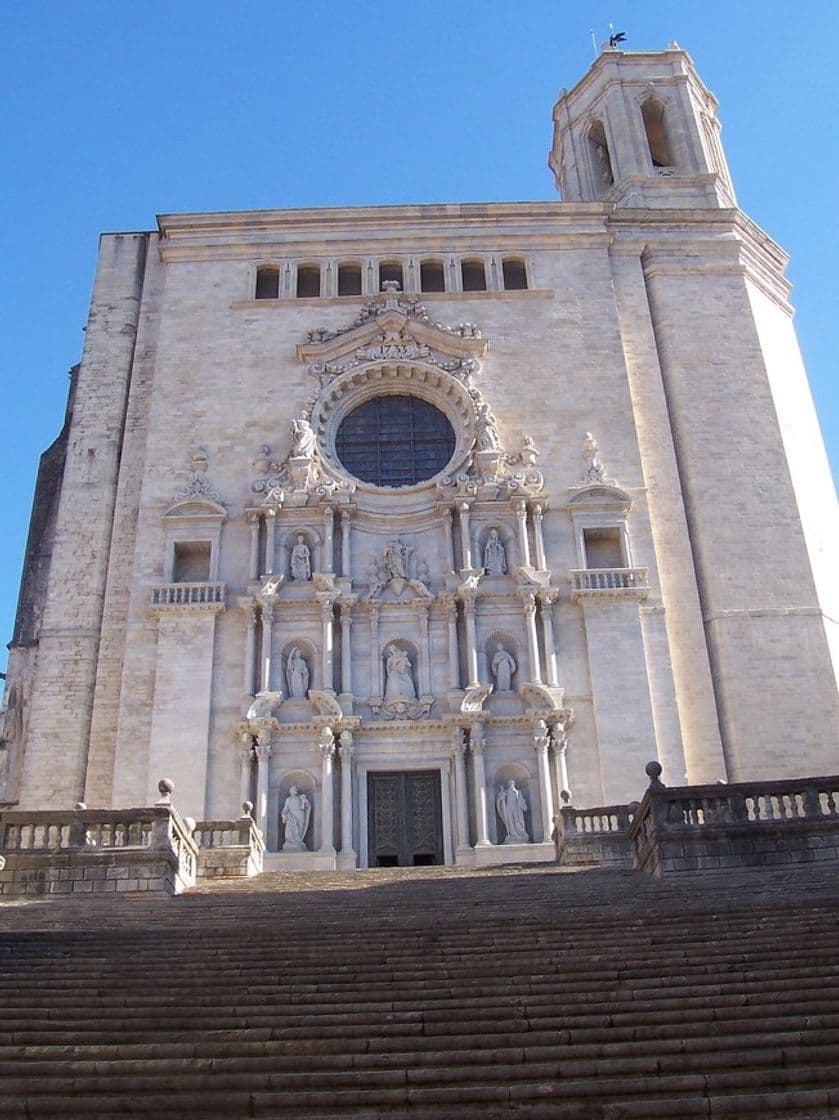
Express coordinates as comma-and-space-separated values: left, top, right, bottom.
272, 769, 317, 853
587, 118, 614, 196
475, 521, 515, 577
640, 96, 674, 170
381, 638, 420, 702
279, 638, 318, 698
490, 761, 535, 845
484, 631, 521, 695
279, 526, 322, 583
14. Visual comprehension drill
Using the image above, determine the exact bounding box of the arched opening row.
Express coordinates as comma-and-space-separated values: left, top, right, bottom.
252, 255, 531, 300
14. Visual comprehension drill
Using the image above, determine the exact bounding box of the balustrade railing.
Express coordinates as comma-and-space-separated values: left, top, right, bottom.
629, 773, 839, 875
561, 804, 635, 835
194, 818, 264, 852
570, 568, 649, 594
150, 582, 226, 607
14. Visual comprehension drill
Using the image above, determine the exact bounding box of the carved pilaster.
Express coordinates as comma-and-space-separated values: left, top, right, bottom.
259, 597, 276, 692
533, 720, 554, 843
470, 722, 491, 847
369, 602, 382, 698
264, 508, 277, 575
512, 498, 531, 568
254, 730, 272, 838
339, 600, 353, 695
538, 589, 559, 688
318, 595, 335, 691
417, 602, 431, 695
551, 724, 571, 801
442, 594, 460, 689
319, 726, 336, 855
340, 508, 352, 577
461, 590, 480, 689
338, 729, 355, 858
531, 502, 547, 571
457, 501, 473, 571
520, 590, 542, 684
243, 599, 258, 698
247, 511, 261, 581
323, 506, 335, 573
451, 728, 471, 852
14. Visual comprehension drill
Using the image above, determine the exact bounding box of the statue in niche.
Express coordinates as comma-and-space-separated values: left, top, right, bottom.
286, 647, 310, 699
490, 644, 517, 693
382, 538, 410, 581
384, 644, 416, 701
290, 418, 316, 458
496, 780, 529, 843
582, 432, 605, 483
475, 401, 501, 451
281, 785, 311, 851
290, 534, 312, 581
483, 529, 507, 576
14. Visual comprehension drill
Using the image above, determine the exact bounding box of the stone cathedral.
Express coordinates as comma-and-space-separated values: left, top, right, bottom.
2, 47, 837, 871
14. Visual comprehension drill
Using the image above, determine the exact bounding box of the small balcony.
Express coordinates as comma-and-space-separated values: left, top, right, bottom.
150, 582, 226, 610
570, 567, 649, 599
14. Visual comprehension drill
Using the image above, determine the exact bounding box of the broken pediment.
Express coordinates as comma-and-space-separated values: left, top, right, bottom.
296, 293, 488, 386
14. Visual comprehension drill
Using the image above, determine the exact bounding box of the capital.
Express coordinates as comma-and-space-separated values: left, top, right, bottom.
255, 741, 272, 762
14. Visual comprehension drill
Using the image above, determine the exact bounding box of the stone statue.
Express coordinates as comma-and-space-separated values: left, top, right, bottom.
382, 538, 409, 581
582, 432, 605, 483
281, 785, 311, 850
290, 534, 311, 581
286, 647, 310, 699
475, 402, 500, 451
384, 644, 416, 701
496, 779, 529, 843
290, 418, 316, 458
483, 529, 507, 576
490, 644, 517, 693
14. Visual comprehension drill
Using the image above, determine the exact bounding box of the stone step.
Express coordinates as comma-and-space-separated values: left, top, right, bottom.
1, 1062, 837, 1118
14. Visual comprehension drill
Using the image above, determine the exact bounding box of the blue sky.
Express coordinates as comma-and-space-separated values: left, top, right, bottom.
1, 1, 837, 673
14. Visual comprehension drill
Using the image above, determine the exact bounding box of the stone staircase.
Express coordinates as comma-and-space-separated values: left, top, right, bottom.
0, 863, 838, 1118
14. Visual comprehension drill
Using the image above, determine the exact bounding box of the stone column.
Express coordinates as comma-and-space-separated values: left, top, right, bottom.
338, 729, 355, 861
319, 596, 335, 691
339, 601, 353, 696
323, 506, 335, 573
369, 603, 382, 697
239, 736, 254, 808
441, 505, 456, 572
340, 509, 352, 577
260, 598, 276, 691
243, 600, 258, 697
538, 590, 559, 688
444, 595, 460, 689
457, 501, 473, 571
521, 591, 542, 684
513, 499, 531, 567
254, 730, 272, 838
534, 720, 554, 843
417, 603, 431, 694
531, 502, 547, 571
264, 509, 277, 575
470, 722, 491, 847
451, 728, 471, 854
551, 725, 571, 800
462, 591, 480, 689
319, 727, 336, 854
247, 513, 261, 581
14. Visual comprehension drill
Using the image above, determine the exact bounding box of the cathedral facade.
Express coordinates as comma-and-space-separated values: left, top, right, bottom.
2, 48, 837, 869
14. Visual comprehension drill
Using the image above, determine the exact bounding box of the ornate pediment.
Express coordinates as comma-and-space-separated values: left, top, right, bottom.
296, 291, 488, 389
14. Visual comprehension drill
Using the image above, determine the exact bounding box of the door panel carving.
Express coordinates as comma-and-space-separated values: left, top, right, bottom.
368, 770, 443, 867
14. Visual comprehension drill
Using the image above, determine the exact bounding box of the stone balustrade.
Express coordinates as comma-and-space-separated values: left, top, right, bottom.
630, 772, 839, 876
556, 803, 636, 866
150, 581, 226, 608
193, 814, 264, 879
0, 803, 198, 897
569, 567, 649, 596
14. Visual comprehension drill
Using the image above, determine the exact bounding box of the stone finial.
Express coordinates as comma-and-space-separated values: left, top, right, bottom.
645, 760, 665, 789
241, 800, 254, 818
581, 432, 606, 483
156, 778, 175, 805
560, 789, 572, 806
182, 816, 196, 834
74, 802, 87, 811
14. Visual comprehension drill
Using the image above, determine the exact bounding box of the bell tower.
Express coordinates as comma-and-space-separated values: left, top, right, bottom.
549, 44, 735, 208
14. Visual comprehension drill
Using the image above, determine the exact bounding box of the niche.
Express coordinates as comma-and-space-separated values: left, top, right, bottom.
382, 639, 419, 702
587, 119, 613, 193
492, 761, 534, 845
641, 98, 673, 169
280, 639, 317, 699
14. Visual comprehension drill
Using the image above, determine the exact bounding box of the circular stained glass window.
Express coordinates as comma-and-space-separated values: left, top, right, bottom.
335, 395, 456, 487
